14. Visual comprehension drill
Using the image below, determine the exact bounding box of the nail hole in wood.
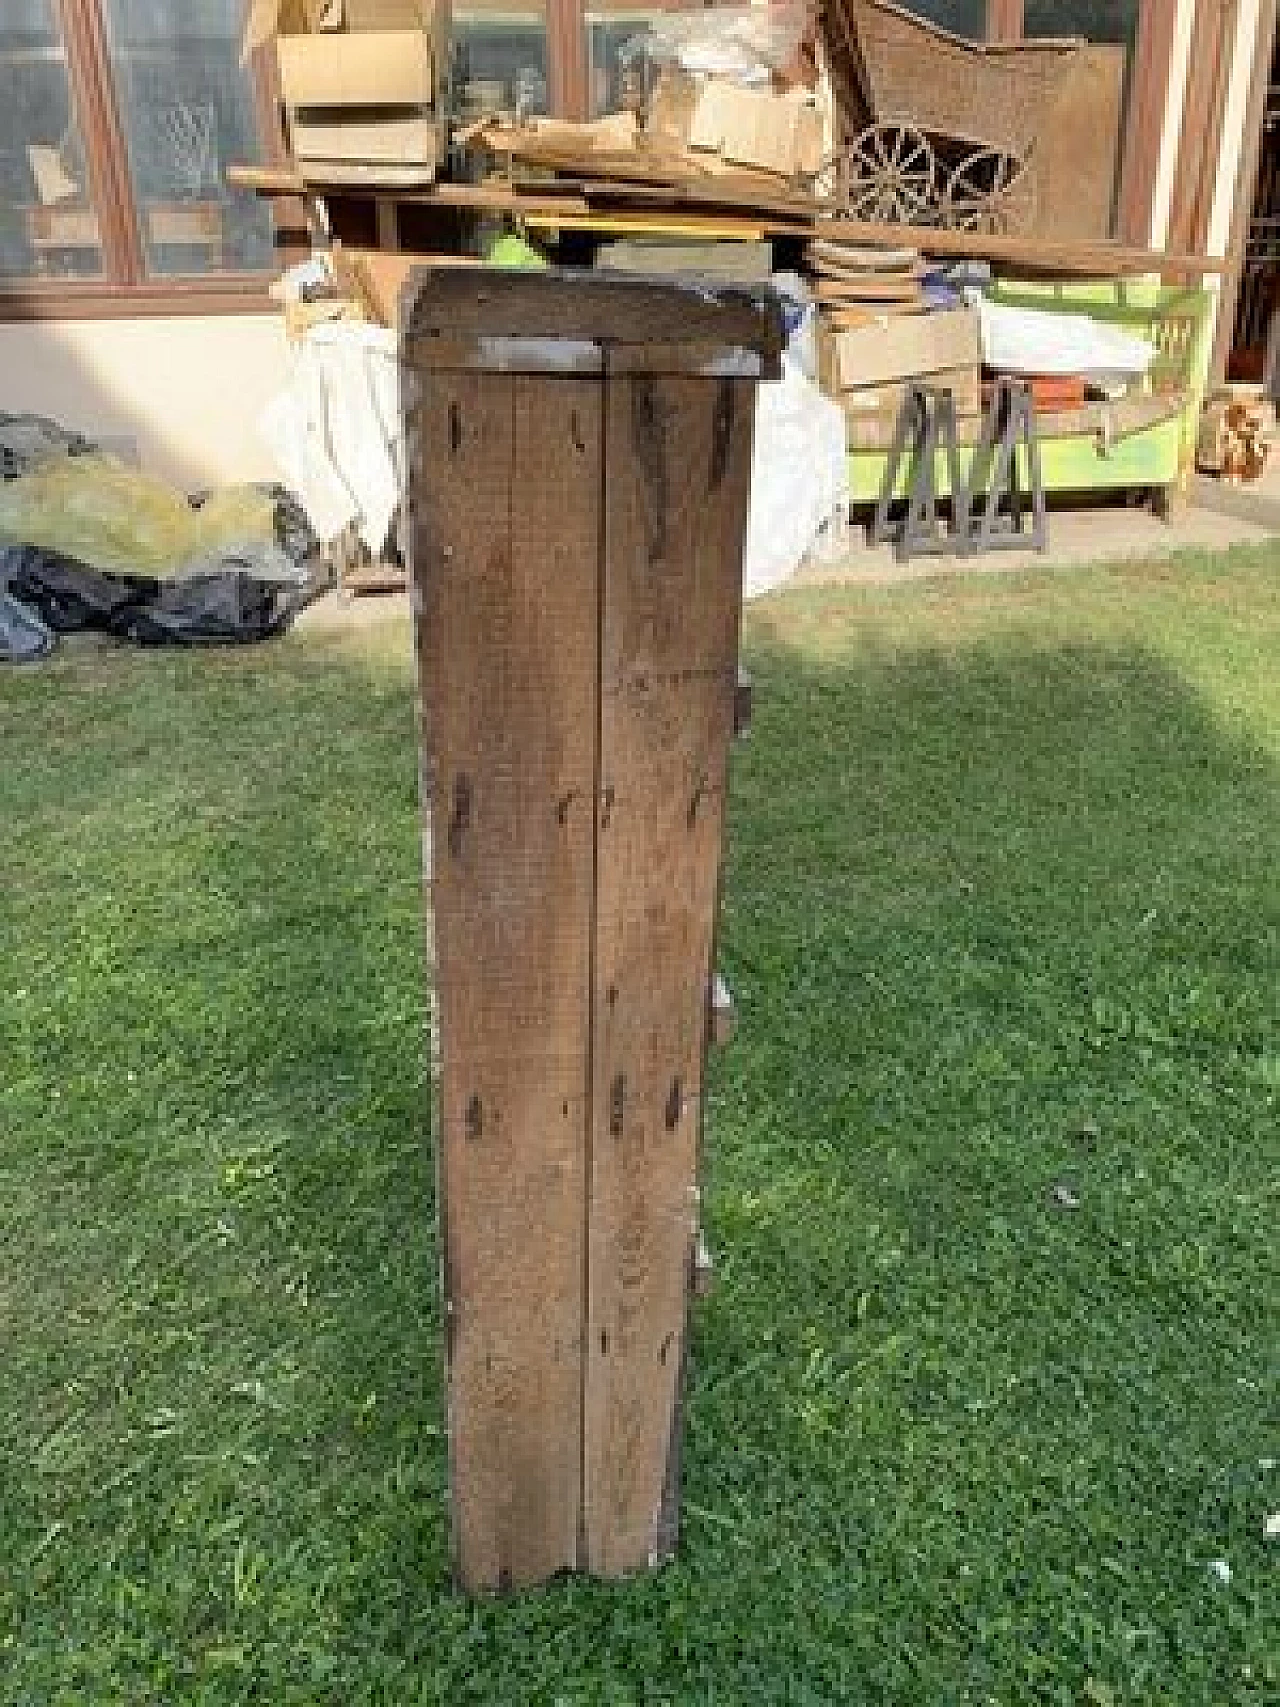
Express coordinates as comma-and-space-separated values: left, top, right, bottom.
448, 773, 472, 858
665, 1077, 682, 1130
609, 1074, 626, 1137
600, 1331, 608, 1355
464, 1093, 483, 1141
448, 401, 462, 453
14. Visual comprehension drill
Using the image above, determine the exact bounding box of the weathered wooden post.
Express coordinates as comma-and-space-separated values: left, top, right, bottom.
402, 270, 781, 1591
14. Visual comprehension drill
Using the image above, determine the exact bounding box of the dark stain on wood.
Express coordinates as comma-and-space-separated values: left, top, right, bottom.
664, 1077, 682, 1131
710, 378, 736, 491
447, 773, 472, 859
630, 375, 671, 564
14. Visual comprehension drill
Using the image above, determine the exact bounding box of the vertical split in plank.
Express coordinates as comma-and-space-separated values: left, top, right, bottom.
583, 371, 757, 1576
412, 369, 603, 1592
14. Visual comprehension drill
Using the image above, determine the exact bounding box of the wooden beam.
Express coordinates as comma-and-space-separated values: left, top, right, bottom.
987, 0, 1024, 42
548, 0, 590, 120
1210, 0, 1279, 384
413, 363, 603, 1594
1116, 0, 1185, 244
584, 367, 755, 1577
1168, 0, 1244, 258
811, 216, 1223, 274
55, 0, 143, 285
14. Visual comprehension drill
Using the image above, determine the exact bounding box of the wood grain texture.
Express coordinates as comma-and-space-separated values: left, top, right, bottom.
1168, 0, 1242, 259
1031, 44, 1127, 241
1115, 0, 1181, 245
583, 371, 756, 1576
403, 269, 784, 374
411, 368, 602, 1591
1209, 0, 1280, 384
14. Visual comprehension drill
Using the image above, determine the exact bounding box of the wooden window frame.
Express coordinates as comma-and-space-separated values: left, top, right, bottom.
0, 0, 282, 320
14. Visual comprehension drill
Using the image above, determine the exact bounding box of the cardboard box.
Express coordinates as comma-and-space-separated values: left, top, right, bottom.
818, 306, 981, 394
838, 365, 982, 433
270, 1, 450, 181
649, 72, 824, 180
288, 114, 443, 172
244, 0, 434, 51
276, 29, 434, 108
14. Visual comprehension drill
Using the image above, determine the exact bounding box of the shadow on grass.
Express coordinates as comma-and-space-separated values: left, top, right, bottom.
0, 600, 1276, 1704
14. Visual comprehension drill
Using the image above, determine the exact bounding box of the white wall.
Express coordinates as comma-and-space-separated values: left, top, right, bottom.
0, 314, 292, 489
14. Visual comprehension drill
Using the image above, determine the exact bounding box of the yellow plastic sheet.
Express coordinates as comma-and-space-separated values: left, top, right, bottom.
0, 455, 277, 577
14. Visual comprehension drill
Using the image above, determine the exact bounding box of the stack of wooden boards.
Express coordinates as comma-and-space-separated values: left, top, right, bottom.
465, 115, 821, 231
807, 235, 924, 323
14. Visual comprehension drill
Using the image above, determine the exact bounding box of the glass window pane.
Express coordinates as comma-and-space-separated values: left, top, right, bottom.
101, 0, 274, 278
899, 1, 986, 37
1023, 0, 1140, 50
585, 6, 664, 120
0, 0, 102, 281
453, 4, 550, 120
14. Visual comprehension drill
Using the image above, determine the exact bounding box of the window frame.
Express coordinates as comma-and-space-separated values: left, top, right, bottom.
0, 0, 287, 318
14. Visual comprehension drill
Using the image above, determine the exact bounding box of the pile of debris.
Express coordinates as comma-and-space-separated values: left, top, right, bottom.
0, 414, 316, 665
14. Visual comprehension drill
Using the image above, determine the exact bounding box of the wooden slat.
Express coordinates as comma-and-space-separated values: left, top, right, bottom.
986, 0, 1024, 41
583, 368, 756, 1576
1210, 0, 1280, 384
1115, 0, 1181, 244
226, 163, 593, 217
404, 269, 784, 373
1168, 0, 1243, 260
812, 215, 1223, 275
411, 367, 602, 1592
1030, 43, 1128, 242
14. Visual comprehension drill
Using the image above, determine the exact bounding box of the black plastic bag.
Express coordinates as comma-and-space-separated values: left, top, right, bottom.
4, 545, 151, 633
2, 544, 302, 649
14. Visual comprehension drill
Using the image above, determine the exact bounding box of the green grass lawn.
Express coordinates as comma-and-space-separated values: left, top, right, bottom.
1, 549, 1277, 1705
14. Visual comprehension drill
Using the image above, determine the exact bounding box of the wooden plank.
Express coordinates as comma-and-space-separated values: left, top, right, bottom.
524, 211, 772, 241
813, 215, 1224, 275
1115, 0, 1181, 244
226, 162, 593, 216
229, 159, 1220, 272
986, 0, 1024, 41
411, 366, 603, 1592
1168, 0, 1243, 259
1031, 44, 1127, 241
583, 368, 756, 1576
404, 269, 784, 375
1210, 0, 1280, 384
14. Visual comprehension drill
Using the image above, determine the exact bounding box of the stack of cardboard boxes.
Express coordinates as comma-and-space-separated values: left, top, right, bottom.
247, 0, 450, 185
